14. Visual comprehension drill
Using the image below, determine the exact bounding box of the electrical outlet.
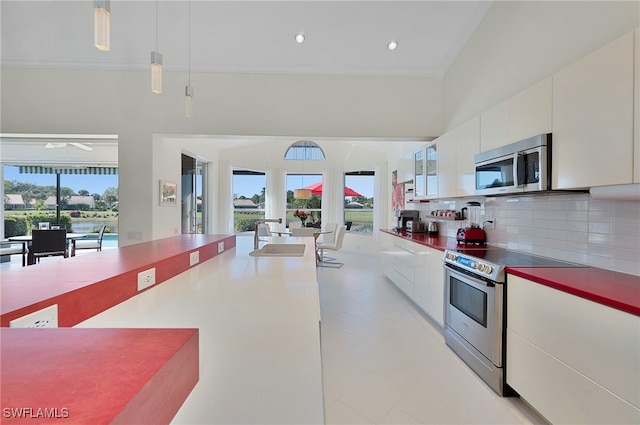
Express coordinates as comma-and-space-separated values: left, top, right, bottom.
10, 304, 58, 328
218, 242, 224, 253
190, 251, 199, 266
137, 268, 156, 291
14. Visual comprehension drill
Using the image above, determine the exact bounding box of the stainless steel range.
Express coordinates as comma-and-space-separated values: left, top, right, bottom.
442, 247, 582, 396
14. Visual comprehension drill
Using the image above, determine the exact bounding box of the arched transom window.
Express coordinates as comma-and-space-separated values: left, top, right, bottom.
283, 140, 325, 161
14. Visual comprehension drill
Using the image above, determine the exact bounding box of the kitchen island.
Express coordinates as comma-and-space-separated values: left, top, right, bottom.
76, 235, 324, 424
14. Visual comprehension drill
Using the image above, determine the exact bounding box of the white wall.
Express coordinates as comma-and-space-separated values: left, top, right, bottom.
1, 69, 440, 244
442, 1, 640, 130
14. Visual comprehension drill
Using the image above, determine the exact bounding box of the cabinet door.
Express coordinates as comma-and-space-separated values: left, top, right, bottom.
456, 117, 480, 197
480, 100, 510, 152
425, 247, 445, 327
510, 77, 552, 143
437, 132, 457, 198
413, 244, 429, 312
552, 32, 634, 189
425, 143, 438, 198
507, 274, 640, 423
414, 148, 425, 198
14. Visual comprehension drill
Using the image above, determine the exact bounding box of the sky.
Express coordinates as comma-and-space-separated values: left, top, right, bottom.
3, 165, 118, 195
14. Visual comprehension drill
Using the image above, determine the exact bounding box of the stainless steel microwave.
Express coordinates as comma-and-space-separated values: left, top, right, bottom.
474, 134, 551, 196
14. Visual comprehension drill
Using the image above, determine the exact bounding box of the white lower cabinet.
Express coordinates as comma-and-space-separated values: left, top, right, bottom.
380, 234, 446, 327
507, 274, 640, 424
414, 244, 445, 327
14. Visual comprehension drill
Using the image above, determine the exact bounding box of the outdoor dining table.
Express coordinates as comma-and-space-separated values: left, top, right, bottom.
7, 233, 88, 267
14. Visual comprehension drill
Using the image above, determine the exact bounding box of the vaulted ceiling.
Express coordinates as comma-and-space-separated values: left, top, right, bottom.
1, 1, 492, 78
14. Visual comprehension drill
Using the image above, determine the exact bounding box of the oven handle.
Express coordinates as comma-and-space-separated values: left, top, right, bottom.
443, 263, 496, 288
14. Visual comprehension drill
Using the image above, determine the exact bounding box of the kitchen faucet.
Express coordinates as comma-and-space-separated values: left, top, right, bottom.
254, 218, 282, 249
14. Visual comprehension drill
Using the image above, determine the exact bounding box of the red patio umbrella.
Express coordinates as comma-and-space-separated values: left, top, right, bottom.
303, 182, 362, 197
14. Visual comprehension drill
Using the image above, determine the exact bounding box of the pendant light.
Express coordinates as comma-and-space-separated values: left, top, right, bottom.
294, 143, 312, 199
93, 0, 110, 51
184, 0, 194, 118
151, 0, 162, 94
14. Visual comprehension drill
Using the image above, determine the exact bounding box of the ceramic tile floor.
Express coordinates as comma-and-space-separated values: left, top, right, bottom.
316, 249, 547, 425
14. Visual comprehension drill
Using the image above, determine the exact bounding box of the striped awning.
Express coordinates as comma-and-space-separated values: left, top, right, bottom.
18, 166, 118, 175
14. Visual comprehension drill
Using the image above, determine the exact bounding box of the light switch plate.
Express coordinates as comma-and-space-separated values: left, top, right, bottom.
137, 268, 156, 291
218, 242, 224, 253
190, 251, 199, 266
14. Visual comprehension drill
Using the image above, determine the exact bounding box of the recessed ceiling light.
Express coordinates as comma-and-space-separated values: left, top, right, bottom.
295, 33, 305, 44
387, 40, 398, 51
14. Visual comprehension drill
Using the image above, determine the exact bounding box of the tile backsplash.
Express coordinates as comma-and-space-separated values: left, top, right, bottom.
411, 193, 640, 276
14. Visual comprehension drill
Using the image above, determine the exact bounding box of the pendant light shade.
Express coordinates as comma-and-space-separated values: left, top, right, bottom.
151, 51, 163, 94
294, 188, 312, 200
93, 0, 110, 51
185, 84, 194, 118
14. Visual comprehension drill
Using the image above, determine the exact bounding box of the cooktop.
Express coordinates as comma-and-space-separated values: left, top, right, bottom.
445, 246, 586, 283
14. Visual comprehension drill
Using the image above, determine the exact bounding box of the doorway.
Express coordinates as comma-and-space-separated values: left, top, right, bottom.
181, 153, 207, 234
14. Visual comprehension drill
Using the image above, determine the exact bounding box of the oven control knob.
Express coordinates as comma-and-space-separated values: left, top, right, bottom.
484, 265, 493, 274
477, 263, 485, 272
446, 253, 457, 261
471, 262, 479, 269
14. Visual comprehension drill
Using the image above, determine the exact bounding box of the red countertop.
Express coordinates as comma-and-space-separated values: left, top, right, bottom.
381, 229, 640, 317
507, 266, 640, 317
1, 234, 236, 327
1, 328, 199, 424
380, 229, 461, 251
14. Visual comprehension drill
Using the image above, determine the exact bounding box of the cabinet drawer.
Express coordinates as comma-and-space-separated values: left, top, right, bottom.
391, 270, 414, 299
393, 258, 414, 283
507, 330, 639, 424
393, 245, 414, 267
508, 274, 640, 409
394, 238, 415, 253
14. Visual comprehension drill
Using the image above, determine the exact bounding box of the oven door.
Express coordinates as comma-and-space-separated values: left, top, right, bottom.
444, 265, 503, 366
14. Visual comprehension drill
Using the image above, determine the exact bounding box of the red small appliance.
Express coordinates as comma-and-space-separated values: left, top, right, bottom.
456, 201, 486, 245
456, 227, 486, 245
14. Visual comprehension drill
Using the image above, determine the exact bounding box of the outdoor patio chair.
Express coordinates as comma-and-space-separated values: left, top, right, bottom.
28, 229, 68, 265
75, 225, 106, 252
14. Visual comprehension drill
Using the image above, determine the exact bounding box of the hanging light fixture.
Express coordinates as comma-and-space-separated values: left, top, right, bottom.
184, 0, 194, 118
294, 142, 312, 199
151, 0, 162, 94
93, 0, 110, 51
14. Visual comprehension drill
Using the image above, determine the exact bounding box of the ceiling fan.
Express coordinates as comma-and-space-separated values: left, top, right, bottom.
45, 142, 93, 151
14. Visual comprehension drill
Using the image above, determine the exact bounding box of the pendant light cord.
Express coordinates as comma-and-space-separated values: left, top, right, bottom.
155, 0, 159, 52
188, 0, 191, 85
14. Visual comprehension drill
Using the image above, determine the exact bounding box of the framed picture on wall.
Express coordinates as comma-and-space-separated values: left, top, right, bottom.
160, 180, 177, 206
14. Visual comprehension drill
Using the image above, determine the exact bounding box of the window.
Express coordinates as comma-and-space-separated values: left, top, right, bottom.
286, 173, 322, 228
283, 140, 325, 160
344, 171, 374, 233
232, 169, 266, 233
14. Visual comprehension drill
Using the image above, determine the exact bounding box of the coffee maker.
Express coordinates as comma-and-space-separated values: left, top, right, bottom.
398, 210, 419, 231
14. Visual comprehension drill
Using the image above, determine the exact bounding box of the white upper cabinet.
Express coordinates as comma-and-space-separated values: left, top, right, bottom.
510, 77, 552, 143
455, 116, 480, 197
414, 148, 425, 198
480, 100, 510, 152
398, 152, 414, 184
425, 143, 438, 198
552, 31, 635, 189
437, 132, 457, 198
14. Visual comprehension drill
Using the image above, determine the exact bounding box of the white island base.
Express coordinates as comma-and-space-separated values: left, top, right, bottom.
76, 236, 324, 424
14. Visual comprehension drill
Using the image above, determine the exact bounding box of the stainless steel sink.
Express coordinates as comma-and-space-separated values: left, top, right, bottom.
249, 243, 306, 257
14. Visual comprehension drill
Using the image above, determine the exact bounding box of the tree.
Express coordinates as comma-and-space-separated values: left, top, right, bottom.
78, 189, 90, 196
103, 187, 118, 205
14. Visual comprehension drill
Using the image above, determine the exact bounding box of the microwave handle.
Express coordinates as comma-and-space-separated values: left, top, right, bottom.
516, 153, 526, 187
